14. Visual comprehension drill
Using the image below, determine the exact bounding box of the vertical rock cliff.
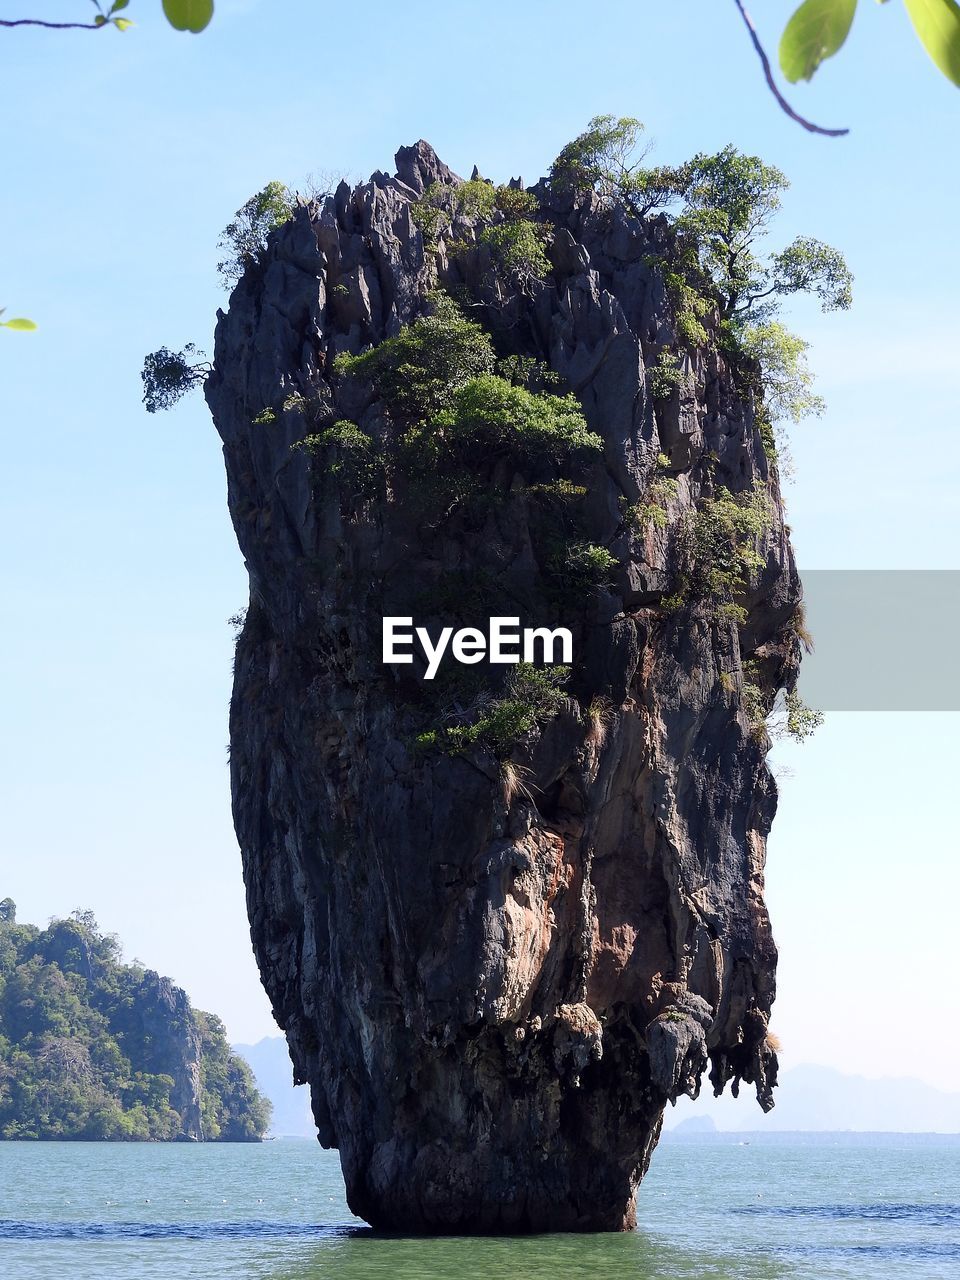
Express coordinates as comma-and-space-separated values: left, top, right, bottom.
206, 142, 802, 1231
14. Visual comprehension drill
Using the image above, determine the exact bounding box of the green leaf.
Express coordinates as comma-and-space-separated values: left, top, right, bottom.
112, 16, 133, 29
94, 13, 107, 24
0, 318, 38, 331
779, 0, 858, 82
109, 0, 130, 11
162, 0, 214, 33
904, 0, 960, 86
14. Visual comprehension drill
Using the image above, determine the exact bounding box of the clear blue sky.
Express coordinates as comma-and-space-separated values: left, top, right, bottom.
2, 1, 958, 1093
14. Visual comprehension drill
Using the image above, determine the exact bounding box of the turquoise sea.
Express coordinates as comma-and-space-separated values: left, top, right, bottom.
1, 1133, 957, 1279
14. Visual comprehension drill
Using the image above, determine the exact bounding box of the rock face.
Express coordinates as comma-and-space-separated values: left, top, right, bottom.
135, 970, 205, 1139
206, 142, 802, 1231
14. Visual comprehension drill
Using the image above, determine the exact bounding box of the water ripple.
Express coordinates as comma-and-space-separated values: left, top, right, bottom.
776, 1243, 960, 1261
0, 1219, 357, 1242
734, 1202, 960, 1227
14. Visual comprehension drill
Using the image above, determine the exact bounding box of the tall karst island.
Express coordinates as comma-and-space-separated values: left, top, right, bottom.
150, 120, 846, 1230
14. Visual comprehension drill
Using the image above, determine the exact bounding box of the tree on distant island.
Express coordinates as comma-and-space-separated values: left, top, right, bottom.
0, 901, 271, 1141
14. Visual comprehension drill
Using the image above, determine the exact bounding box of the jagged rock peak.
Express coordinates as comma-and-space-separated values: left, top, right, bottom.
394, 139, 461, 194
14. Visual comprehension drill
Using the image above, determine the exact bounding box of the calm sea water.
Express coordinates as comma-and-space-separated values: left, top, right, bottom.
1, 1133, 957, 1279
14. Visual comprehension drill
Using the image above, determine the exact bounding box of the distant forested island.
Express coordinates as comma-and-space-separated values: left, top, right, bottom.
0, 899, 271, 1141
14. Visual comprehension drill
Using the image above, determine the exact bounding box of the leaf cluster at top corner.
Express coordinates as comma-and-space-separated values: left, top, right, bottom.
778, 0, 960, 94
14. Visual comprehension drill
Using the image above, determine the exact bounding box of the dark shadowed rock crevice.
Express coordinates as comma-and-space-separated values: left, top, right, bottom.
206, 141, 802, 1232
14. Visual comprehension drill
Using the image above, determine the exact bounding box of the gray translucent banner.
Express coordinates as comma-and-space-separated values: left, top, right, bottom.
799, 571, 960, 711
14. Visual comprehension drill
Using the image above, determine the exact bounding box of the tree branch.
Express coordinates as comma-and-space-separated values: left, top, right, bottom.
737, 283, 779, 314
0, 18, 103, 28
732, 0, 849, 138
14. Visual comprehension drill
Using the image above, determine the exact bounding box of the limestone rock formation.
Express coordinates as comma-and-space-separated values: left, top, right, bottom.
206, 141, 802, 1231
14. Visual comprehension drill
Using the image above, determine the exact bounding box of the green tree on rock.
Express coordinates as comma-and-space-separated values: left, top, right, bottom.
216, 181, 296, 288
676, 147, 852, 322
141, 344, 210, 414
549, 115, 689, 218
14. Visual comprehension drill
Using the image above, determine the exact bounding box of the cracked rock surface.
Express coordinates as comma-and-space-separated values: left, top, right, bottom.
206, 141, 801, 1232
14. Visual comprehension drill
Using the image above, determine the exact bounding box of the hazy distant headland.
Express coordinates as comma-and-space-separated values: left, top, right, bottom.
0, 899, 271, 1141
236, 1035, 960, 1140
667, 1062, 960, 1134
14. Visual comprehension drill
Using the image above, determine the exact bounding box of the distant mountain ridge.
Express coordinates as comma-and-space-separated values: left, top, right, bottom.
234, 1037, 960, 1138
232, 1036, 314, 1137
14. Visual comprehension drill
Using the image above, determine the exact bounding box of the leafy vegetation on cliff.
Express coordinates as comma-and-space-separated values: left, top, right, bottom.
330, 293, 601, 513
0, 901, 270, 1141
333, 294, 495, 421
415, 663, 571, 756
217, 181, 296, 287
